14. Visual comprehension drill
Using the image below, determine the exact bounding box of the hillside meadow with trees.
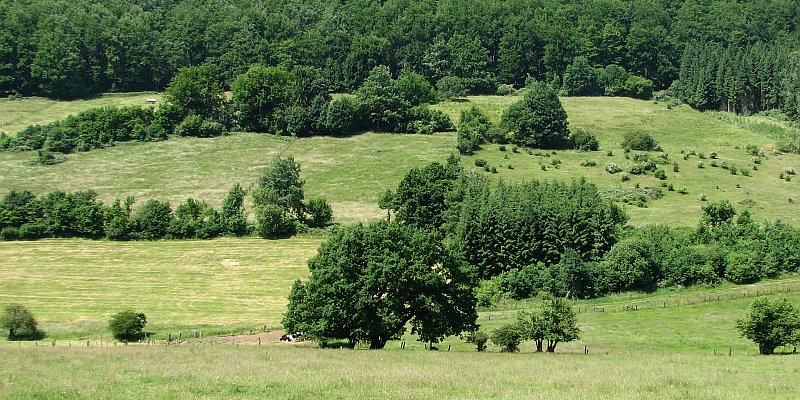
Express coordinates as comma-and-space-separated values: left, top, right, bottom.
2, 0, 800, 397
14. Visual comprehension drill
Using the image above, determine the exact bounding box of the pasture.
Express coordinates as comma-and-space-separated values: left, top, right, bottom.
1, 95, 797, 227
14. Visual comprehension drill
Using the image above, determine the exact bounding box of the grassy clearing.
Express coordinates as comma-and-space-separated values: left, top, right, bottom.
0, 92, 162, 135
0, 238, 322, 338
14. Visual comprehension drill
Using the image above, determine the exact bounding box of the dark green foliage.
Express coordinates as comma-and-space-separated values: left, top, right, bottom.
453, 178, 627, 279
163, 64, 224, 121
10, 107, 158, 153
725, 252, 759, 284
536, 298, 580, 352
621, 131, 658, 151
397, 71, 436, 106
27, 150, 65, 166
168, 198, 223, 239
130, 199, 173, 240
230, 65, 294, 133
108, 310, 147, 342
391, 161, 460, 231
735, 297, 800, 355
355, 66, 409, 132
174, 115, 225, 138
501, 82, 569, 149
1, 303, 44, 340
570, 128, 600, 151
562, 57, 601, 96
436, 76, 467, 100
221, 184, 248, 236
457, 106, 491, 155
597, 238, 655, 293
702, 200, 737, 228
306, 198, 333, 228
253, 156, 305, 220
491, 323, 524, 353
282, 221, 478, 349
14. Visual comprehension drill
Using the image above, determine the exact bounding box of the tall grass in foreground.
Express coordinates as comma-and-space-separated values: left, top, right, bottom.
0, 345, 797, 399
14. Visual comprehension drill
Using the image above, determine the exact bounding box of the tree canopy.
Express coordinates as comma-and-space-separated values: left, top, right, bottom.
735, 297, 800, 355
501, 82, 570, 149
282, 221, 478, 349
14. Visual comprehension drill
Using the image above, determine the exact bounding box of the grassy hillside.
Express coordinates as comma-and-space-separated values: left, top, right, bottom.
0, 238, 322, 337
1, 235, 799, 397
1, 95, 797, 227
2, 236, 799, 355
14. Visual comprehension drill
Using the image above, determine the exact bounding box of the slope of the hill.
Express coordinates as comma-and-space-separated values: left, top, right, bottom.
0, 95, 797, 227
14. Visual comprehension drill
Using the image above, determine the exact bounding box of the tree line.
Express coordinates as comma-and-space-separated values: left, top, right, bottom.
384, 159, 800, 302
1, 0, 798, 118
0, 156, 333, 240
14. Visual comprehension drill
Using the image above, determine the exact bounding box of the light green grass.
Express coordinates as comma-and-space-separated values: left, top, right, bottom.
0, 92, 162, 135
0, 339, 798, 399
0, 237, 322, 338
435, 96, 800, 227
3, 95, 797, 226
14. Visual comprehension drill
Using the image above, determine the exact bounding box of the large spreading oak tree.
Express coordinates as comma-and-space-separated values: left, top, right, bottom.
282, 220, 478, 349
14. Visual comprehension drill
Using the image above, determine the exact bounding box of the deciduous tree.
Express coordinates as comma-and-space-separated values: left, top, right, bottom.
282, 221, 478, 349
736, 297, 800, 355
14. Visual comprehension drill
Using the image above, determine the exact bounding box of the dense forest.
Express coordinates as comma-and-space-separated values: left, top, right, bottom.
1, 0, 799, 117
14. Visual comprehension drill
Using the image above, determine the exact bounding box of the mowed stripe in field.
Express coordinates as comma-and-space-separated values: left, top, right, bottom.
0, 237, 322, 330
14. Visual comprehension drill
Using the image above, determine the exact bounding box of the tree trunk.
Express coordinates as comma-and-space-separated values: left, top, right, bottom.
546, 340, 558, 352
369, 336, 388, 350
535, 339, 543, 352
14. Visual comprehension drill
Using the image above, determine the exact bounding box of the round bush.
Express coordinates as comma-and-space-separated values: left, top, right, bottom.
109, 310, 147, 341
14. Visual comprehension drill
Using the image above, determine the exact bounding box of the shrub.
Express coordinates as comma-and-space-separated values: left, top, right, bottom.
463, 329, 490, 351
710, 160, 718, 167
786, 167, 796, 175
710, 152, 718, 159
621, 131, 658, 151
725, 253, 759, 284
1, 304, 45, 340
580, 159, 596, 167
606, 150, 613, 157
496, 84, 515, 96
492, 323, 524, 352
499, 145, 506, 152
696, 161, 704, 168
475, 159, 487, 167
741, 168, 751, 177
654, 169, 667, 180
673, 162, 679, 172
730, 165, 738, 175
605, 163, 622, 174
620, 173, 630, 182
570, 128, 600, 151
108, 310, 147, 341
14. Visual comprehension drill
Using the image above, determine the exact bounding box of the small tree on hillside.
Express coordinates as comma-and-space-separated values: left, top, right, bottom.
500, 82, 569, 149
735, 297, 800, 355
1, 304, 44, 340
109, 310, 147, 341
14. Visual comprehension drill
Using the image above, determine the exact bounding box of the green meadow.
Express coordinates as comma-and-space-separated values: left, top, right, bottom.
2, 95, 797, 226
2, 94, 800, 398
